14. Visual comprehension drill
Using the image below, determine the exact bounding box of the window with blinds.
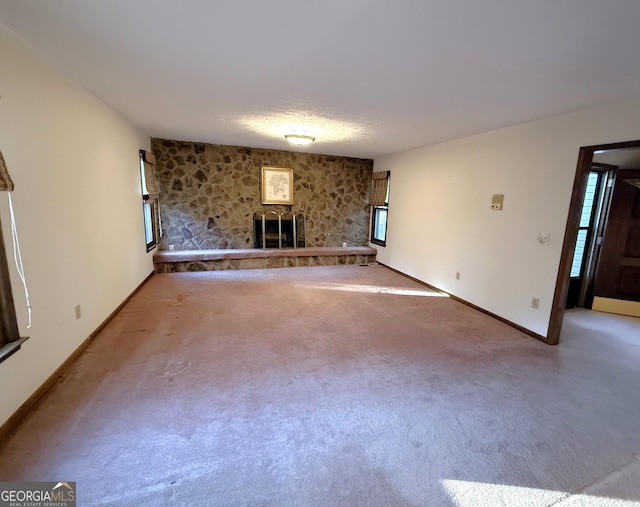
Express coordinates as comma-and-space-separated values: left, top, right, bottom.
140, 150, 159, 251
0, 149, 28, 363
570, 171, 602, 277
370, 171, 390, 246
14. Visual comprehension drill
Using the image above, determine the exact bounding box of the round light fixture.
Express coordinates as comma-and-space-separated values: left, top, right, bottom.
284, 134, 315, 146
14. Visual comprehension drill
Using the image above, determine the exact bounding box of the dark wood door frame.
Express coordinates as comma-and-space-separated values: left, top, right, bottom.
547, 139, 640, 345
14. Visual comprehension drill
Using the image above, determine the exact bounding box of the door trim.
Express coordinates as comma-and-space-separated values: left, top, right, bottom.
580, 163, 616, 308
547, 139, 640, 345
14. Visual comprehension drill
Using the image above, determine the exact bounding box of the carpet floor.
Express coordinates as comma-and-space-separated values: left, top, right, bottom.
0, 265, 639, 506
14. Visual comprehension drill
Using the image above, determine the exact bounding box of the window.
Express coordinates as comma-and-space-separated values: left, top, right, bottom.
370, 171, 390, 246
0, 149, 27, 363
143, 200, 159, 249
570, 170, 604, 277
140, 150, 160, 251
371, 206, 388, 245
0, 217, 26, 362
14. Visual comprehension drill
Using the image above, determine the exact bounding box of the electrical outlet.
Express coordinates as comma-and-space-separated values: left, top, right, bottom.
531, 297, 540, 310
75, 305, 82, 320
455, 271, 461, 280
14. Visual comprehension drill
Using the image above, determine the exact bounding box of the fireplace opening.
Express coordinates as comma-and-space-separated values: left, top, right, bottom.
253, 212, 305, 249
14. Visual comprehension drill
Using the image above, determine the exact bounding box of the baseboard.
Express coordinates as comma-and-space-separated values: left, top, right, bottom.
0, 271, 154, 442
378, 263, 550, 345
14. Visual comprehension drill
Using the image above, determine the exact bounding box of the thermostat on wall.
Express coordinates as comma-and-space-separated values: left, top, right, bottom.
491, 194, 504, 210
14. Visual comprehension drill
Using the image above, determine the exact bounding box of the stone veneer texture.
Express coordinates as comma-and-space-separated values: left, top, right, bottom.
151, 139, 373, 250
154, 255, 377, 273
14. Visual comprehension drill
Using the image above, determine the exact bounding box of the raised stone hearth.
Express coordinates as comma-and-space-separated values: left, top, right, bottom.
153, 246, 377, 273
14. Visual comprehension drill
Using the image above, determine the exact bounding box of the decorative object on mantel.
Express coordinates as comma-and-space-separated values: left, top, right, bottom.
261, 166, 294, 205
284, 134, 315, 146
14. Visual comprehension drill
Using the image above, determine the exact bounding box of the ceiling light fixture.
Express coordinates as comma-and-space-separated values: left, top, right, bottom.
285, 134, 315, 146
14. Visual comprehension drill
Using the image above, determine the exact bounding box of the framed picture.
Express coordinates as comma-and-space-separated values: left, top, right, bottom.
261, 166, 294, 205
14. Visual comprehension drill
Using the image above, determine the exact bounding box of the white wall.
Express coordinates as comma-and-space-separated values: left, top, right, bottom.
0, 23, 154, 426
374, 98, 640, 337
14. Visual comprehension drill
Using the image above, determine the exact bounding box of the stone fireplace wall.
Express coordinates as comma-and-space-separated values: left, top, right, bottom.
151, 139, 373, 250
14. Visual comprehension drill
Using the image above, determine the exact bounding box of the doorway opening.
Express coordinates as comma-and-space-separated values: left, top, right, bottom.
565, 164, 614, 309
548, 140, 640, 344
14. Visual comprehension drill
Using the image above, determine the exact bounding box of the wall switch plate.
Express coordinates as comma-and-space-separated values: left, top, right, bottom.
342, 242, 347, 247
75, 305, 82, 320
455, 271, 461, 280
490, 194, 504, 210
537, 232, 550, 245
531, 297, 540, 309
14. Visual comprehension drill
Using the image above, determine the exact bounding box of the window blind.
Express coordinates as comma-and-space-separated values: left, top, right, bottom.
141, 150, 159, 201
370, 171, 389, 206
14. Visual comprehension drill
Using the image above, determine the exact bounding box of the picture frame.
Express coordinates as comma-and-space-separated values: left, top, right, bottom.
261, 166, 294, 205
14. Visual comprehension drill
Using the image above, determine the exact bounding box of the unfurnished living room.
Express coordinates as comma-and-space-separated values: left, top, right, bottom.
1, 2, 640, 506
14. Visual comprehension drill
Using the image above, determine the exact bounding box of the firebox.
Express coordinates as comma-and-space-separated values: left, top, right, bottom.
253, 212, 305, 249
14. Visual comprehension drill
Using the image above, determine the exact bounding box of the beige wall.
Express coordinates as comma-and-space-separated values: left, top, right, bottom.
374, 97, 640, 337
0, 23, 153, 426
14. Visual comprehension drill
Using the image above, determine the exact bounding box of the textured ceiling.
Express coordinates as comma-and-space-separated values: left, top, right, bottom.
2, 0, 640, 159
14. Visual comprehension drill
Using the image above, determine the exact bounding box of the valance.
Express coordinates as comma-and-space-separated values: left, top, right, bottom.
0, 150, 15, 192
140, 150, 159, 201
370, 171, 389, 206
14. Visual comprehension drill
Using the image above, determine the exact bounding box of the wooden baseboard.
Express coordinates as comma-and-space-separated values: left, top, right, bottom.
378, 263, 551, 345
0, 272, 154, 442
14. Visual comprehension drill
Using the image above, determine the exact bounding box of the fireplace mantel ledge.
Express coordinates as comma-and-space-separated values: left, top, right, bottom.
154, 246, 377, 263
